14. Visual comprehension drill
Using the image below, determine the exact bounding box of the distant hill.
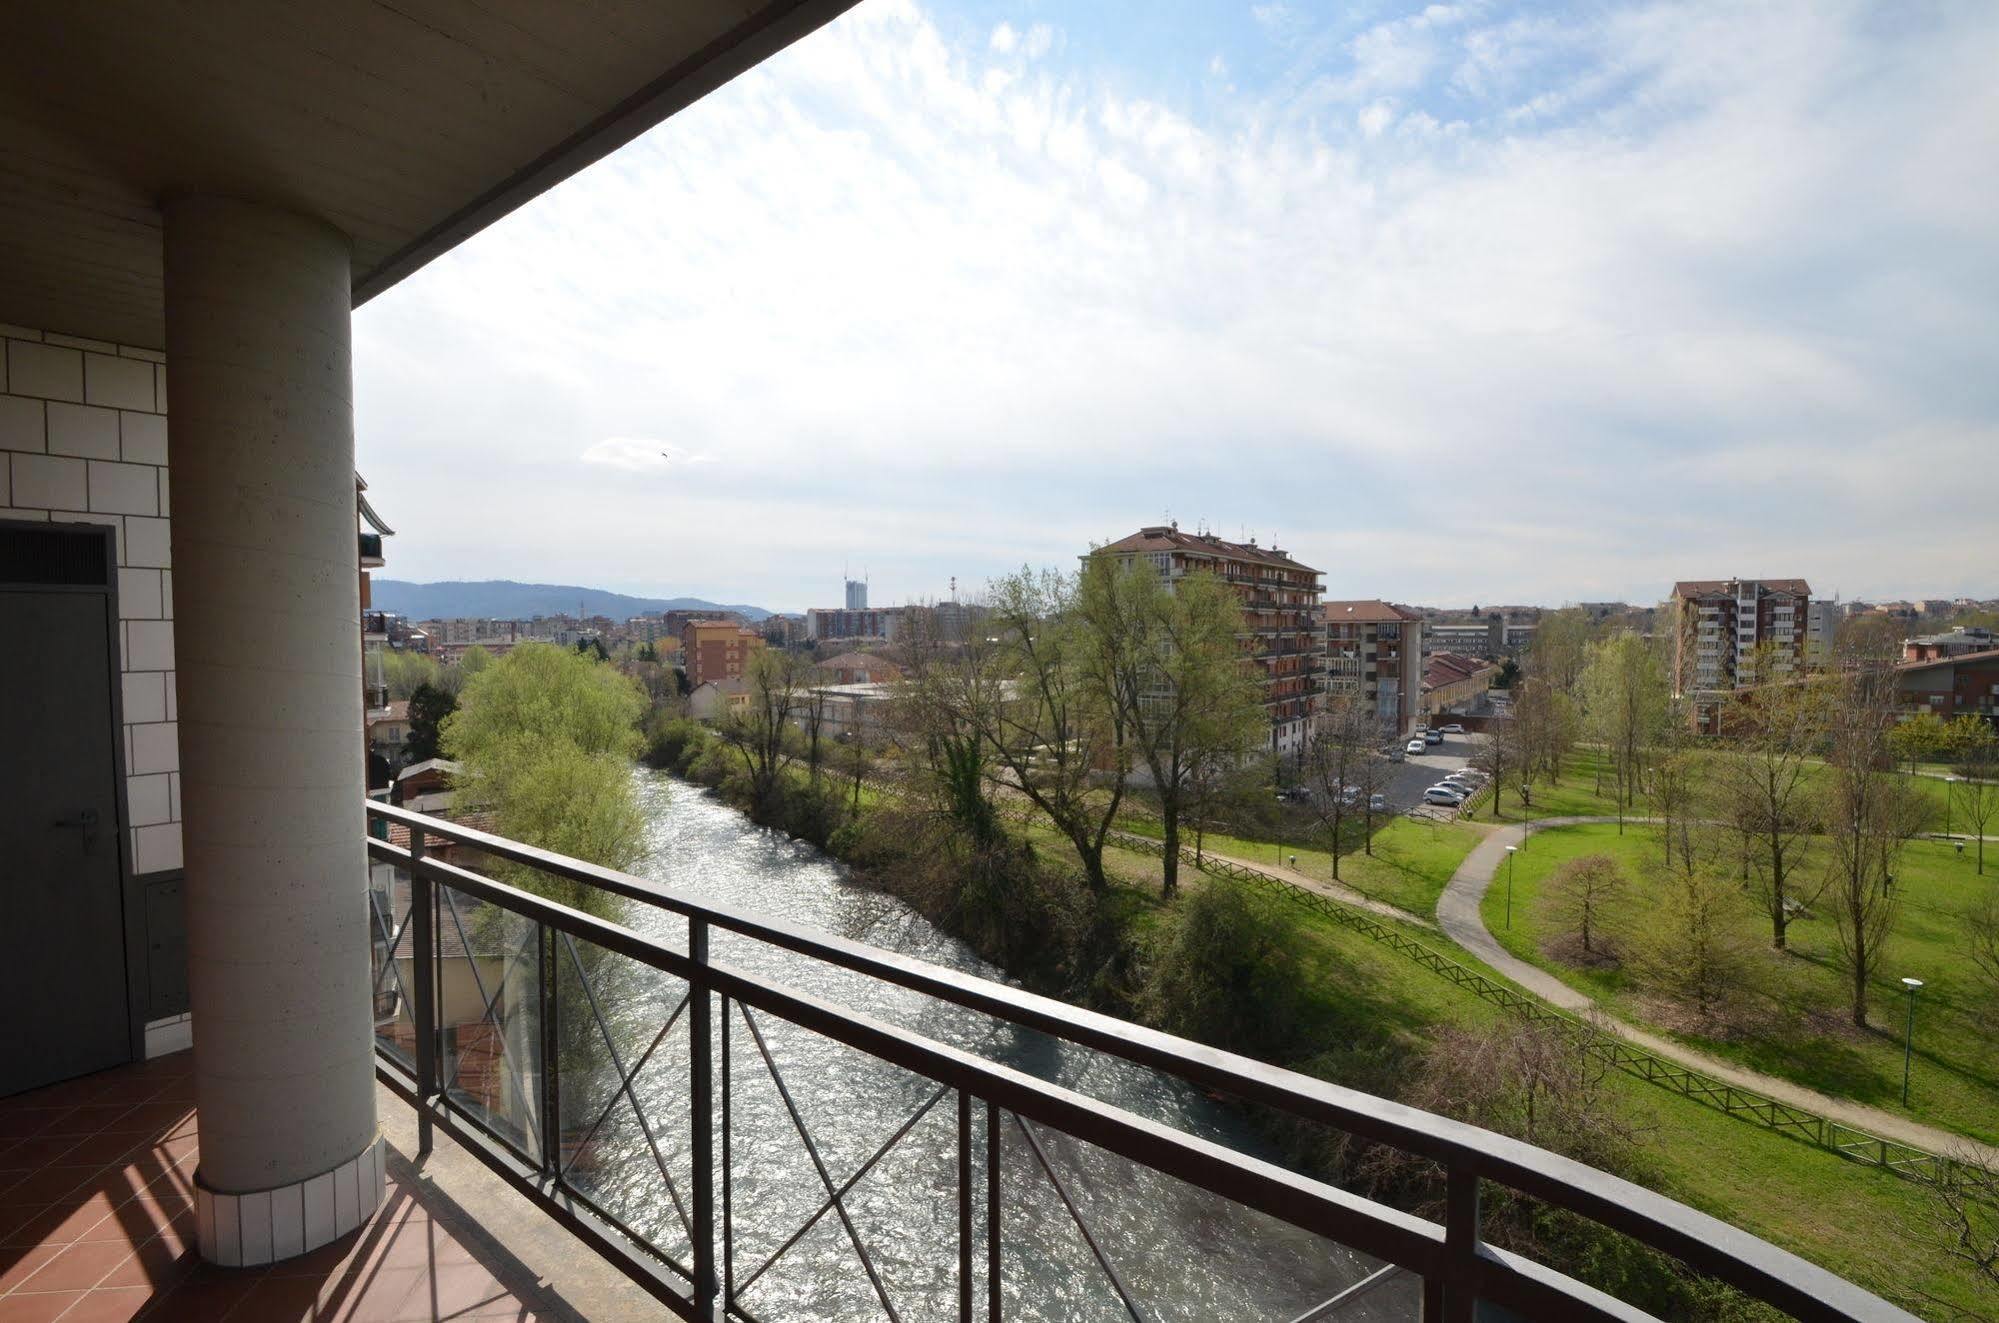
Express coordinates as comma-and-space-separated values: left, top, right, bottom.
371, 580, 772, 622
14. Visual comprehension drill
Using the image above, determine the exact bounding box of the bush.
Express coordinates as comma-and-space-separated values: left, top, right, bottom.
1141, 879, 1304, 1061
1543, 853, 1626, 960
643, 712, 707, 770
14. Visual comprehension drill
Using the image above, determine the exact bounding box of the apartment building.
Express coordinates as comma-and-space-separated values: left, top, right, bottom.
1322, 599, 1424, 736
805, 605, 902, 642
683, 617, 766, 686
1423, 651, 1500, 718
1670, 578, 1817, 693
1896, 648, 1999, 726
1904, 626, 1996, 661
1093, 525, 1325, 758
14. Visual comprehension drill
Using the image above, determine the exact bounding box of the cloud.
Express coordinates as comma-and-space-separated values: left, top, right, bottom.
355, 0, 1999, 611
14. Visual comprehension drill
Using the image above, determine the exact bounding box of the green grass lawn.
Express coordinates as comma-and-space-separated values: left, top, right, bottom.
1118, 814, 1486, 920
1478, 822, 1999, 1147
1213, 869, 1991, 1318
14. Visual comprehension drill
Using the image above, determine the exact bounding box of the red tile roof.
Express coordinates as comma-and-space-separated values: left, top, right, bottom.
1096, 525, 1321, 574
1322, 599, 1419, 624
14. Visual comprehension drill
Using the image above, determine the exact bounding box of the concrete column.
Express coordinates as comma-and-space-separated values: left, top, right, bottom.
164, 196, 383, 1266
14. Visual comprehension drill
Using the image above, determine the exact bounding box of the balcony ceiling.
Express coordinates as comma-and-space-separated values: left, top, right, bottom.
0, 0, 855, 349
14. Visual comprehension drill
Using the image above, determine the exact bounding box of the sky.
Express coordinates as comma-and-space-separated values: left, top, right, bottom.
353, 0, 1999, 615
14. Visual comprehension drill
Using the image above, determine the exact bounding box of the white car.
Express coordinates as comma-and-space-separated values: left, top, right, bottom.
1422, 786, 1466, 806
1442, 723, 1465, 734
1405, 738, 1426, 755
1442, 773, 1475, 789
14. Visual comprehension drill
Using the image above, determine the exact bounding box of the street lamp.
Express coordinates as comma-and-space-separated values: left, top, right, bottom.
1944, 776, 1955, 837
1900, 977, 1925, 1107
1505, 844, 1520, 930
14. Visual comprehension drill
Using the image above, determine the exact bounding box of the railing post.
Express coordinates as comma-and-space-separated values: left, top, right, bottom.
409, 827, 435, 1156
958, 1091, 972, 1323
690, 917, 718, 1314
1441, 1167, 1480, 1323
987, 1100, 1001, 1323
540, 921, 561, 1179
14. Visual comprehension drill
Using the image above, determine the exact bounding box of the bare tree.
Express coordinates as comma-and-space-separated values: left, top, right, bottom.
893, 618, 1007, 849
1580, 630, 1667, 832
1646, 700, 1705, 875
981, 568, 1128, 893
1469, 721, 1524, 819
1965, 890, 1999, 1005
1544, 854, 1625, 957
716, 649, 807, 813
1906, 1146, 1999, 1309
1303, 697, 1379, 881
1714, 676, 1831, 949
795, 666, 832, 785
1822, 668, 1926, 1027
1080, 557, 1265, 897
1950, 723, 1998, 875
1512, 675, 1578, 787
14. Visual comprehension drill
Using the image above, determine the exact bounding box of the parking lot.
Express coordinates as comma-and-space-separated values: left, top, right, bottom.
1385, 728, 1486, 819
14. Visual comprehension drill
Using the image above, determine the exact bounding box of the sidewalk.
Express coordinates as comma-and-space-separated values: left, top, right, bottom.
1434, 816, 1999, 1169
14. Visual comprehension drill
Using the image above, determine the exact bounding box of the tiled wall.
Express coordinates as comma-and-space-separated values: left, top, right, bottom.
1, 321, 181, 878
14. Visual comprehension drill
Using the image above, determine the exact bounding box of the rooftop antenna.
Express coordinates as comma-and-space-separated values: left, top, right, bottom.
950, 575, 958, 603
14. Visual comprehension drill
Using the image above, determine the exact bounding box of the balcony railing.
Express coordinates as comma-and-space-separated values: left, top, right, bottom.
363, 801, 1909, 1323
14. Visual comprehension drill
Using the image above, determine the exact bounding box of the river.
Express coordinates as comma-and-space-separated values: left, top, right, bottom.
542, 771, 1417, 1321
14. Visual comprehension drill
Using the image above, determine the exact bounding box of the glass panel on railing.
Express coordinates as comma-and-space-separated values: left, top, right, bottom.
991, 1114, 1413, 1323
724, 1003, 965, 1323
554, 933, 697, 1271
368, 859, 416, 1070
435, 883, 545, 1165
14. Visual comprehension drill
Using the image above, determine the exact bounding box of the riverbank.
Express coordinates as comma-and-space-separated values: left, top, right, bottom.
640, 726, 1993, 1317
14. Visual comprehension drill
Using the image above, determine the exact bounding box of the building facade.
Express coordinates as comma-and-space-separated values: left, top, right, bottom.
845, 578, 867, 610
1895, 648, 1999, 726
1670, 578, 1815, 695
1092, 526, 1325, 758
805, 605, 902, 642
683, 618, 766, 687
1322, 599, 1423, 736
1422, 651, 1499, 718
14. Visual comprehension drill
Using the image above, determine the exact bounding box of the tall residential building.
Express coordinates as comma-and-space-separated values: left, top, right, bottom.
1092, 526, 1324, 758
845, 578, 868, 610
1322, 601, 1424, 736
806, 606, 903, 642
682, 618, 766, 687
1669, 578, 1820, 727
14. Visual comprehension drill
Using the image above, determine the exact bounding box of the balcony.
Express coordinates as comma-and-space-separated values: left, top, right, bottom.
346, 805, 1902, 1322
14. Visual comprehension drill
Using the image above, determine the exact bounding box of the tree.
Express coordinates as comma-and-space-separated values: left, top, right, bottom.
980, 568, 1129, 894
1629, 865, 1755, 1027
457, 644, 493, 680
1949, 723, 1998, 874
382, 648, 441, 701
1646, 697, 1705, 875
1545, 854, 1625, 956
404, 681, 457, 764
893, 625, 1006, 850
716, 649, 808, 814
1512, 675, 1578, 786
1579, 631, 1667, 831
1714, 677, 1830, 949
1821, 669, 1926, 1027
795, 666, 832, 785
1530, 607, 1596, 697
1965, 890, 1999, 1005
1079, 557, 1265, 897
1303, 697, 1381, 881
440, 642, 649, 893
1887, 710, 1952, 772
1469, 722, 1524, 819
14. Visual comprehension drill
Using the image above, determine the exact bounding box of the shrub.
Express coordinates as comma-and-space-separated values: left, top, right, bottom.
1141, 879, 1304, 1060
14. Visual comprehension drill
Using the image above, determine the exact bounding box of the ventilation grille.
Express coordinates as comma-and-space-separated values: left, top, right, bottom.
0, 524, 112, 588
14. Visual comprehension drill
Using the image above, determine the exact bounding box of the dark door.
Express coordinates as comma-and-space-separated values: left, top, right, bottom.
0, 589, 130, 1095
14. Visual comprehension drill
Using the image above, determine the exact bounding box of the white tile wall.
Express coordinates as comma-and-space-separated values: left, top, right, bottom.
2, 324, 180, 876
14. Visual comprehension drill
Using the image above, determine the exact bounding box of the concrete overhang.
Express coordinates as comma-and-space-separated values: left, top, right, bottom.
0, 0, 859, 349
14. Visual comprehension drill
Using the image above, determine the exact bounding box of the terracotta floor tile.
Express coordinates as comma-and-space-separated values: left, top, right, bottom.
0, 1244, 65, 1293
223, 1272, 334, 1322
0, 1290, 83, 1322
13, 1238, 134, 1292
0, 1169, 102, 1207
129, 1271, 258, 1322
53, 1287, 153, 1323
94, 1235, 195, 1290
0, 1207, 66, 1250
0, 1139, 85, 1174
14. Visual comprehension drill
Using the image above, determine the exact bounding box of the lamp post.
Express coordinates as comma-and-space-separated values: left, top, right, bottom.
1505, 844, 1520, 930
1900, 977, 1924, 1107
1944, 776, 1954, 838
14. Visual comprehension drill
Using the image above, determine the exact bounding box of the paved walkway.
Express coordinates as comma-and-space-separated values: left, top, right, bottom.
1201, 847, 1440, 929
1434, 816, 1999, 1168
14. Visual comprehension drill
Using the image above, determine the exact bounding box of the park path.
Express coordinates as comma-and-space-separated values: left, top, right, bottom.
1199, 846, 1442, 929
1434, 815, 1999, 1169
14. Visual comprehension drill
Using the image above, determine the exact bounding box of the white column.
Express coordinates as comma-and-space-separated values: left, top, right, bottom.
164, 196, 383, 1266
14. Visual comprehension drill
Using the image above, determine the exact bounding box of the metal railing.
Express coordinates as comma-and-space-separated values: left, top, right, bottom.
364, 801, 1910, 1323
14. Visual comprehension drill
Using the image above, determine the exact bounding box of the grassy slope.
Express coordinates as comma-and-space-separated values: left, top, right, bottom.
1247, 873, 1989, 1317
1479, 822, 1999, 1147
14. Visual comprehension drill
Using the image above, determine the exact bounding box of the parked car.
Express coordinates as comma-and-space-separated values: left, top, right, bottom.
1275, 786, 1312, 803
1368, 793, 1389, 812
1384, 746, 1405, 762
1427, 781, 1469, 799
1442, 772, 1474, 787
1442, 723, 1465, 734
1425, 729, 1444, 745
1422, 786, 1466, 806
1405, 738, 1426, 755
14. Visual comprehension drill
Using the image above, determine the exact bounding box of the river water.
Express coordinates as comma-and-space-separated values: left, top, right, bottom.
538, 771, 1417, 1321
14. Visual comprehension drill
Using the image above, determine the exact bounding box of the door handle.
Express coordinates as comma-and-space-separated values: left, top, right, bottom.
51, 808, 101, 853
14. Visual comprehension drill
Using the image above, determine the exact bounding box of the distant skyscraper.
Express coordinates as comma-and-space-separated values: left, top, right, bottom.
845, 578, 868, 610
